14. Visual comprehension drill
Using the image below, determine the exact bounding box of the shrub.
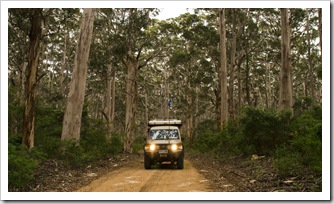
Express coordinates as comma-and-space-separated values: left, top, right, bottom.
274, 134, 321, 177
8, 133, 22, 146
274, 145, 302, 177
8, 104, 23, 135
108, 132, 124, 154
53, 118, 124, 168
8, 144, 39, 190
81, 119, 123, 157
238, 107, 292, 155
132, 135, 145, 154
38, 136, 62, 159
291, 105, 322, 140
222, 119, 250, 155
191, 119, 222, 154
8, 105, 125, 190
58, 140, 88, 168
193, 131, 223, 154
293, 96, 315, 117
35, 107, 64, 139
274, 106, 322, 177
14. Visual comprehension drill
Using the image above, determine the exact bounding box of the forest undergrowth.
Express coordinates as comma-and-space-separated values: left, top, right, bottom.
8, 99, 322, 192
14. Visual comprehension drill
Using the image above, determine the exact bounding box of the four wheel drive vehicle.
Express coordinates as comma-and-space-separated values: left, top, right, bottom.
143, 119, 184, 169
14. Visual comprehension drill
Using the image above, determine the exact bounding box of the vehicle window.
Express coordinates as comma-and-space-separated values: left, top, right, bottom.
149, 129, 179, 140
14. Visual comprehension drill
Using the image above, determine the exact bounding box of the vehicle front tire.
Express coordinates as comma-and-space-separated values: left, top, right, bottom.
177, 154, 184, 169
144, 154, 151, 169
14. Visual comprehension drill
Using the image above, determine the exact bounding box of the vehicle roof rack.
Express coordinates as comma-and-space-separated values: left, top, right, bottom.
148, 119, 182, 127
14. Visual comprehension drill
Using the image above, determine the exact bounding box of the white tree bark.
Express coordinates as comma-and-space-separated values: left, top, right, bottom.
219, 8, 228, 129
278, 8, 293, 111
105, 64, 112, 141
124, 60, 138, 153
61, 8, 95, 141
22, 8, 42, 150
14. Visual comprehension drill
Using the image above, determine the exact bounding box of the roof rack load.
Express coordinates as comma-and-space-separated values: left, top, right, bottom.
148, 119, 182, 127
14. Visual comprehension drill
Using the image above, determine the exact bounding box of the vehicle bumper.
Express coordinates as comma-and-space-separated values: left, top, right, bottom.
144, 150, 183, 162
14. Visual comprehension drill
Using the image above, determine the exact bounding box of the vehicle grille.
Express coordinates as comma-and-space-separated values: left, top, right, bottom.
159, 144, 168, 149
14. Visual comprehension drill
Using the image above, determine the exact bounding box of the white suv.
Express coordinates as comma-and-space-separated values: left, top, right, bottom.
143, 119, 184, 169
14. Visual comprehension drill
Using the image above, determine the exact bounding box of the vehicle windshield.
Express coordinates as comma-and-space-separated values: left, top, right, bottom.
148, 129, 179, 140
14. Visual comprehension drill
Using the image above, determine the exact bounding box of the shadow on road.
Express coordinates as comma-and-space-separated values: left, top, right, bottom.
148, 162, 180, 170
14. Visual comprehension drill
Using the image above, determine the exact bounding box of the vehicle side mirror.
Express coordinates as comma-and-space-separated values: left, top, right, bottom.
144, 137, 147, 141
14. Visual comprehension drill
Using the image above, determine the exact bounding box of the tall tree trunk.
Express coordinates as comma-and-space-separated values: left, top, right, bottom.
163, 69, 169, 119
229, 10, 237, 119
213, 88, 221, 129
22, 8, 42, 150
124, 60, 138, 153
245, 47, 251, 106
111, 70, 116, 130
105, 63, 113, 140
278, 8, 293, 111
193, 85, 199, 143
245, 60, 250, 106
18, 62, 27, 105
186, 82, 193, 139
143, 88, 149, 137
122, 8, 162, 152
236, 54, 244, 115
186, 114, 193, 140
59, 29, 68, 99
265, 62, 273, 108
219, 8, 228, 129
61, 8, 95, 141
306, 9, 315, 99
318, 8, 322, 57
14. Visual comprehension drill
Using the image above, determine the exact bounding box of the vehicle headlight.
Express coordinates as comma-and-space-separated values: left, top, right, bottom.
149, 144, 156, 151
171, 144, 177, 151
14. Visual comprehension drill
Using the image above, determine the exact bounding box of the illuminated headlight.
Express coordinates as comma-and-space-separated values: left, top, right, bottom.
171, 144, 177, 151
149, 144, 156, 151
171, 144, 182, 151
145, 144, 156, 151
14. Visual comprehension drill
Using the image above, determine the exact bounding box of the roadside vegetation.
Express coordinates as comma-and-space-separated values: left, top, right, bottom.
190, 97, 322, 184
8, 97, 322, 191
8, 106, 124, 191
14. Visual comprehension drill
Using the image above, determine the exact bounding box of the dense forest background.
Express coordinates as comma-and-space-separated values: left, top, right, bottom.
7, 8, 323, 191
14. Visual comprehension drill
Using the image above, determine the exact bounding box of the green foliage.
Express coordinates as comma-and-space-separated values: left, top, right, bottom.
274, 106, 322, 177
191, 119, 219, 153
239, 107, 292, 155
35, 107, 63, 144
292, 104, 322, 139
82, 119, 122, 152
192, 119, 243, 156
54, 118, 124, 168
193, 131, 223, 154
274, 133, 321, 177
193, 119, 217, 137
191, 106, 321, 179
8, 104, 23, 137
8, 144, 39, 189
274, 145, 302, 177
220, 120, 246, 155
32, 107, 124, 168
293, 96, 315, 117
8, 105, 124, 190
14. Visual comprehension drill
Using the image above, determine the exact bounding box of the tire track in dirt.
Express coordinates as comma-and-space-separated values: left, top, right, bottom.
76, 160, 212, 192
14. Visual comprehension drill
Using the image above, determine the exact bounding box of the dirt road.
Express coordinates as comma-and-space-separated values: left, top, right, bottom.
26, 152, 321, 192
77, 159, 212, 192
